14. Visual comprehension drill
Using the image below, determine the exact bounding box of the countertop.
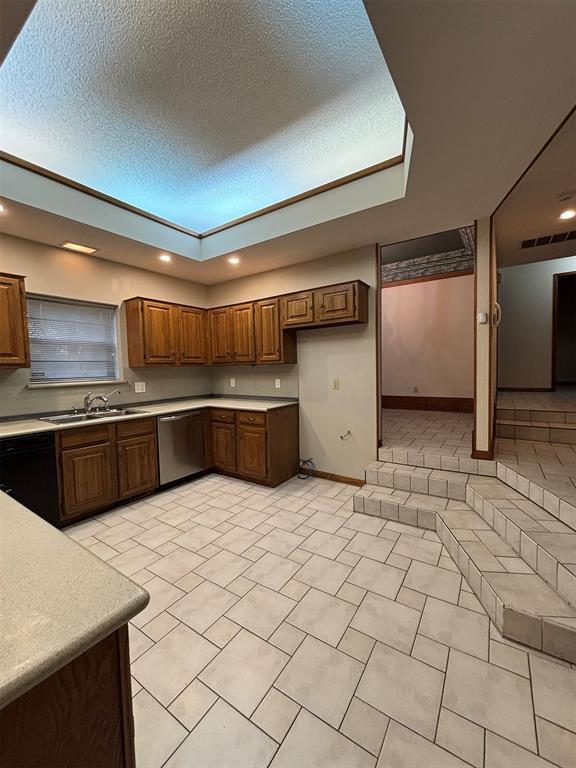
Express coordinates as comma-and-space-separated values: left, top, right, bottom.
0, 491, 149, 709
0, 397, 298, 439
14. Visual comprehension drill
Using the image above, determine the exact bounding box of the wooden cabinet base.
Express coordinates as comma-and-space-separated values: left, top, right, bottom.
0, 625, 135, 768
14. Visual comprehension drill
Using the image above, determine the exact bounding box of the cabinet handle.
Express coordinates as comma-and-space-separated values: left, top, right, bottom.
248, 417, 255, 421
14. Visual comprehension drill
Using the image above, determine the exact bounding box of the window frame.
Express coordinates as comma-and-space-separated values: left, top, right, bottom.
25, 293, 122, 388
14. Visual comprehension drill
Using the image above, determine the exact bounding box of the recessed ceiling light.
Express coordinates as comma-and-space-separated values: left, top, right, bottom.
59, 241, 98, 254
559, 209, 576, 221
159, 254, 172, 262
228, 256, 240, 265
0, 203, 5, 213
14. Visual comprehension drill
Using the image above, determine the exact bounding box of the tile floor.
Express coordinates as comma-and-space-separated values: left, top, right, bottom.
66, 472, 576, 768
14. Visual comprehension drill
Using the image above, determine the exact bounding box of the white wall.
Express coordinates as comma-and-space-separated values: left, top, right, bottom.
498, 255, 576, 389
209, 246, 378, 480
381, 274, 474, 398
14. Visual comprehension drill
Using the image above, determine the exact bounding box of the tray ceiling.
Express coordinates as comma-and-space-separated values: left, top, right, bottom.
0, 0, 405, 233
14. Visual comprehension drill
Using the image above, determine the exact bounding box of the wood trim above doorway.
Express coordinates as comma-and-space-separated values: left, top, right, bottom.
382, 395, 474, 413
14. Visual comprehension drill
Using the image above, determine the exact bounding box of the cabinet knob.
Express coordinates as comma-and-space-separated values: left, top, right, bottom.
249, 417, 255, 421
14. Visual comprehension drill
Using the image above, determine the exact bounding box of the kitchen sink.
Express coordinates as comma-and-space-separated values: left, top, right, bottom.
40, 408, 148, 424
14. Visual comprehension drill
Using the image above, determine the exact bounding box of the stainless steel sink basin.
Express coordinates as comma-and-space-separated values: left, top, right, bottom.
40, 408, 148, 424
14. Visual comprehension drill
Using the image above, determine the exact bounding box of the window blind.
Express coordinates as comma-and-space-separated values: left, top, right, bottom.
27, 296, 118, 383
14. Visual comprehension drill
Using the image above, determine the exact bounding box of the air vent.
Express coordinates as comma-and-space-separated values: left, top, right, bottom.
521, 230, 576, 249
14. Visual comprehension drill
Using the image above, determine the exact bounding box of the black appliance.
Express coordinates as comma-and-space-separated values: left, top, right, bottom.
0, 432, 60, 526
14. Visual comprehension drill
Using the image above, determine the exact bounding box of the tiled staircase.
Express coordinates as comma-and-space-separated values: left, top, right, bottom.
496, 405, 576, 444
353, 446, 576, 664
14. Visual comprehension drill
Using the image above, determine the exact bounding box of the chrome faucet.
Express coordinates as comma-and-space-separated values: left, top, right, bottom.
83, 389, 121, 413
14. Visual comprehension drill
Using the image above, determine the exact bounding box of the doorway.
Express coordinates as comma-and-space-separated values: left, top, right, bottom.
553, 271, 576, 389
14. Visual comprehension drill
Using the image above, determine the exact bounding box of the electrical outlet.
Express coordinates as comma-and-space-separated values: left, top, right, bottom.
333, 378, 340, 391
413, 386, 419, 393
230, 377, 236, 388
275, 378, 281, 389
134, 382, 146, 393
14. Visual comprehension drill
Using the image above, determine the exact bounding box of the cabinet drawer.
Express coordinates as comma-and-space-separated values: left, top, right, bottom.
59, 424, 114, 450
237, 411, 266, 427
116, 417, 156, 439
210, 408, 236, 423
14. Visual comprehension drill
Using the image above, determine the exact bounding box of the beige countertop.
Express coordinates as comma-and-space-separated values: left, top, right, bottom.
0, 397, 298, 439
0, 491, 149, 709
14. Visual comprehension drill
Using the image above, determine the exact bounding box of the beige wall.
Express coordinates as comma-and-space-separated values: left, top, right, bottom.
498, 255, 576, 389
381, 275, 474, 398
209, 246, 378, 480
0, 234, 211, 416
0, 235, 378, 480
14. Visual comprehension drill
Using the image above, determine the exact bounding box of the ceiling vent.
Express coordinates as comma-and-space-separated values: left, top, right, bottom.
521, 230, 576, 249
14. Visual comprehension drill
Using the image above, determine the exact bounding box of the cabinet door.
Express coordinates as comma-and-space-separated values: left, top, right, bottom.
0, 274, 30, 366
117, 434, 158, 500
237, 425, 267, 480
255, 299, 281, 363
179, 306, 206, 364
208, 308, 233, 364
211, 422, 236, 471
142, 301, 177, 364
314, 283, 356, 323
230, 303, 256, 363
281, 292, 314, 328
60, 442, 116, 520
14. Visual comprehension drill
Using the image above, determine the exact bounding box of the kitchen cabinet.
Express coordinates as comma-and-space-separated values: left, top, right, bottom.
230, 303, 256, 363
255, 298, 297, 364
237, 424, 267, 479
0, 626, 135, 768
179, 306, 206, 364
125, 297, 206, 367
211, 421, 237, 472
0, 273, 30, 367
208, 307, 233, 364
281, 291, 315, 328
281, 281, 368, 329
57, 419, 158, 523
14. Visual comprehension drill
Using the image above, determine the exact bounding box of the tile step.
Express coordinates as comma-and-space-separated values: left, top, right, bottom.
378, 445, 497, 477
496, 419, 576, 444
465, 476, 576, 609
436, 506, 576, 664
497, 408, 576, 424
365, 460, 468, 501
353, 482, 576, 662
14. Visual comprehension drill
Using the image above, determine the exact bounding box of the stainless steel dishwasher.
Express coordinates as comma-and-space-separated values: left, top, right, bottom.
157, 410, 207, 486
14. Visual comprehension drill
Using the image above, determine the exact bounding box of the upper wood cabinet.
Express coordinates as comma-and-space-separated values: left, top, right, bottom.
125, 298, 206, 367
281, 291, 315, 328
255, 298, 297, 364
0, 273, 30, 367
281, 281, 368, 329
230, 303, 256, 363
208, 307, 233, 364
179, 306, 206, 364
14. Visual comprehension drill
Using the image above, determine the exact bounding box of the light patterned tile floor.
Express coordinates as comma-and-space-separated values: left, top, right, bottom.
66, 473, 576, 768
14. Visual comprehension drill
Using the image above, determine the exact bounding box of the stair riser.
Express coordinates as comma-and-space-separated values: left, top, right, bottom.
436, 517, 576, 664
365, 468, 466, 502
378, 447, 497, 477
496, 423, 576, 443
497, 408, 576, 424
352, 493, 436, 530
466, 486, 576, 610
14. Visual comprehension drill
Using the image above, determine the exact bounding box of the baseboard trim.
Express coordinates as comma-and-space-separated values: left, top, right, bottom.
382, 395, 474, 413
312, 470, 363, 487
471, 449, 494, 460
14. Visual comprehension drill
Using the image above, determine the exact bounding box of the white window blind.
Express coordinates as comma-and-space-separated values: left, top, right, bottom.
27, 296, 118, 384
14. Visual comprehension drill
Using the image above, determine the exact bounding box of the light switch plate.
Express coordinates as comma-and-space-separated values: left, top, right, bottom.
275, 378, 281, 389
134, 381, 146, 393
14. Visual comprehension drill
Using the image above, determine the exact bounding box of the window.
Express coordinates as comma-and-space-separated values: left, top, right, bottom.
27, 295, 118, 384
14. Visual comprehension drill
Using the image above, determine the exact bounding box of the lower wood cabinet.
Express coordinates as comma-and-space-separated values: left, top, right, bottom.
57, 419, 158, 523
237, 424, 267, 480
0, 625, 135, 768
211, 421, 237, 472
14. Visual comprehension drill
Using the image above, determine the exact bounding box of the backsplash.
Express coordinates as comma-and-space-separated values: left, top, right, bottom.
0, 364, 298, 418
210, 365, 299, 399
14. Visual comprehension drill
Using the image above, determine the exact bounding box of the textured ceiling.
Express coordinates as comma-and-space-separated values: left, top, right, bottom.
0, 0, 404, 232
